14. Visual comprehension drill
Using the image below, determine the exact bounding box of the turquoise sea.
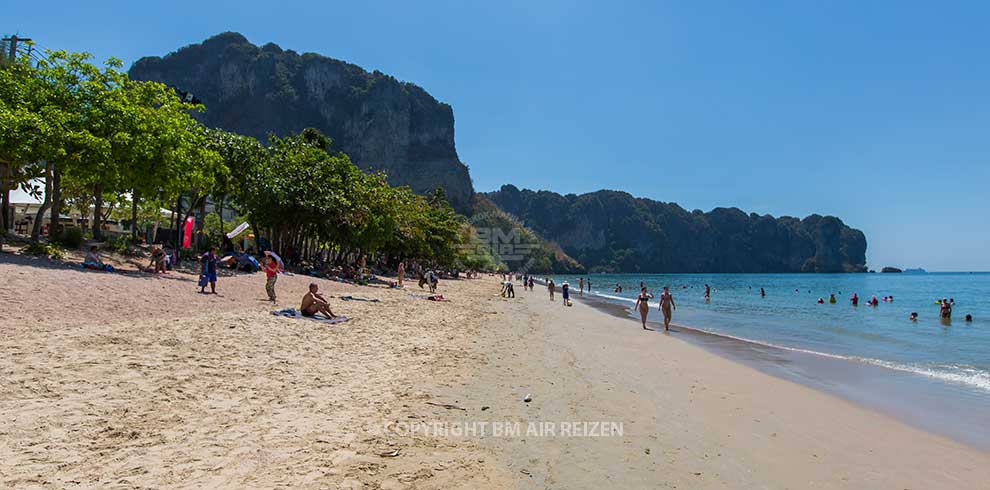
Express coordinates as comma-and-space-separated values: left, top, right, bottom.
546, 272, 990, 448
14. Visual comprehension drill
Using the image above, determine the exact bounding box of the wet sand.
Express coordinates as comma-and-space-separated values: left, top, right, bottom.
443, 281, 990, 489
2, 256, 988, 488
579, 292, 990, 452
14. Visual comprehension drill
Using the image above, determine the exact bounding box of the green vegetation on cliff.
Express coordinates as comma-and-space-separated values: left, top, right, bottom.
486, 185, 867, 273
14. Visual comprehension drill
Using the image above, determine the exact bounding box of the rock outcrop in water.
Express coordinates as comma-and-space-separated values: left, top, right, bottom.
485, 185, 868, 273
129, 32, 474, 212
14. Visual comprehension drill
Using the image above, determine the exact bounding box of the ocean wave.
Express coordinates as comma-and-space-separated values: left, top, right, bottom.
590, 292, 637, 304
681, 326, 990, 393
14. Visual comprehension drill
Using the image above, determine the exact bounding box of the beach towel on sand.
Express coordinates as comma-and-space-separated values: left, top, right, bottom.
81, 262, 114, 272
408, 293, 449, 302
339, 295, 380, 303
271, 308, 351, 325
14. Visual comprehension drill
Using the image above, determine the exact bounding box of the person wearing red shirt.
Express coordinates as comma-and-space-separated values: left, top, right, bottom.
264, 255, 281, 303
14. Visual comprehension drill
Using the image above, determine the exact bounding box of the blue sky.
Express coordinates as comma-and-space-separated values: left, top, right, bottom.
7, 0, 989, 270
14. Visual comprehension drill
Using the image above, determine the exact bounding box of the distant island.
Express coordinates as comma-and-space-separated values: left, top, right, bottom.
904, 268, 928, 274
881, 267, 903, 273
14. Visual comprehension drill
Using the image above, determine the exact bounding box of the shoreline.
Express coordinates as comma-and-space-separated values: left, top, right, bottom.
2, 256, 987, 488
447, 278, 989, 488
577, 290, 990, 452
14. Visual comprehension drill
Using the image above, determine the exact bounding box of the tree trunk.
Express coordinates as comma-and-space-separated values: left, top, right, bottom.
131, 189, 139, 241
197, 195, 206, 249
92, 182, 104, 241
49, 165, 62, 239
31, 161, 53, 241
0, 163, 8, 252
172, 195, 183, 252
249, 222, 262, 252
0, 164, 8, 229
216, 196, 225, 235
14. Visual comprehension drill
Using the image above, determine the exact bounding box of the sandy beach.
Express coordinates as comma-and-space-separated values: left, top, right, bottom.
2, 255, 988, 489
447, 283, 990, 489
0, 253, 512, 489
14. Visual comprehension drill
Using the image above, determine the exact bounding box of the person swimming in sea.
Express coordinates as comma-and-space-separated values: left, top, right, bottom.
910, 312, 918, 321
634, 287, 654, 330
940, 298, 952, 319
851, 293, 859, 306
828, 293, 837, 304
964, 314, 972, 322
817, 297, 825, 304
869, 295, 879, 307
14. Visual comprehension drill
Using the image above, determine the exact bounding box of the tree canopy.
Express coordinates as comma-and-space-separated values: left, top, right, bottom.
2, 45, 495, 270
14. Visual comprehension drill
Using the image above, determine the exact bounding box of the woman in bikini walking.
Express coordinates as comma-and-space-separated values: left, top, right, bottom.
634, 287, 654, 330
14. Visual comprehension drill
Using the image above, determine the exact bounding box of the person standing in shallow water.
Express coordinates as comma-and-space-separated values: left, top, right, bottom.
659, 286, 676, 331
634, 287, 654, 330
704, 284, 711, 301
579, 277, 584, 295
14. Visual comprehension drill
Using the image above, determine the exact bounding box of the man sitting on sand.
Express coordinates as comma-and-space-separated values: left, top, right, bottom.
301, 283, 337, 318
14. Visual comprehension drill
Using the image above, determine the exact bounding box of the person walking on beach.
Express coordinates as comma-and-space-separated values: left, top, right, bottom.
548, 279, 556, 301
562, 282, 570, 306
658, 286, 676, 331
397, 262, 405, 288
528, 276, 534, 291
200, 247, 220, 294
263, 254, 280, 303
635, 287, 654, 330
579, 277, 584, 295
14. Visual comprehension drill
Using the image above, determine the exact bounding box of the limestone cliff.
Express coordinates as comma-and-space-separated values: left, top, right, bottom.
486, 185, 868, 273
129, 32, 474, 211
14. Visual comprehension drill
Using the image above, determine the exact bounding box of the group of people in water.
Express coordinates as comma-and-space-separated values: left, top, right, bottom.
499, 269, 985, 333
809, 291, 972, 324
